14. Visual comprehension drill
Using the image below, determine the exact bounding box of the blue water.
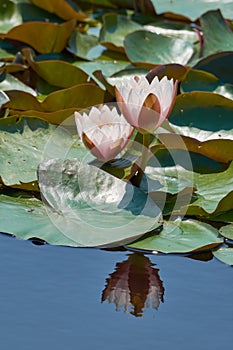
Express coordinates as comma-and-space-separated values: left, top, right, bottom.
0, 233, 232, 350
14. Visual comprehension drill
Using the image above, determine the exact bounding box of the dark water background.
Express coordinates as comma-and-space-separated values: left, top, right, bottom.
0, 233, 232, 350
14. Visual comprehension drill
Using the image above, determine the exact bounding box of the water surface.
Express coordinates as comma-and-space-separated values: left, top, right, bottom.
0, 234, 232, 350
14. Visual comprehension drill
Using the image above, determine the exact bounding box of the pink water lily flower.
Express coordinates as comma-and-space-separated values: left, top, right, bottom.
115, 75, 177, 133
75, 105, 134, 162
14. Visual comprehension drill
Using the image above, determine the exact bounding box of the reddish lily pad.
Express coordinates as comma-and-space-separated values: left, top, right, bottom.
4, 20, 76, 54
29, 0, 87, 21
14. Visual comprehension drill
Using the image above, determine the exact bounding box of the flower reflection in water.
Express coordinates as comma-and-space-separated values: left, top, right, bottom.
101, 253, 164, 317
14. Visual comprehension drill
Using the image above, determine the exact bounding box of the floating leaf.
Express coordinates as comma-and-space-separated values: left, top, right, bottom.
157, 132, 233, 163
0, 89, 10, 107
144, 23, 198, 44
193, 52, 233, 85
67, 30, 106, 60
0, 73, 37, 95
28, 0, 87, 21
142, 158, 233, 215
181, 69, 219, 93
149, 0, 233, 21
213, 247, 233, 265
0, 116, 86, 189
41, 84, 105, 112
5, 84, 105, 123
188, 162, 233, 214
144, 164, 193, 195
200, 10, 233, 57
0, 0, 22, 34
124, 30, 194, 66
127, 219, 223, 253
0, 193, 80, 246
219, 224, 233, 240
37, 158, 162, 247
168, 92, 233, 141
4, 20, 76, 54
27, 59, 89, 88
100, 13, 142, 52
146, 64, 188, 83
181, 68, 233, 100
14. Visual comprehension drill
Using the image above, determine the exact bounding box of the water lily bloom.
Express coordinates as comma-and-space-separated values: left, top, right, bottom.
75, 105, 134, 162
115, 75, 177, 133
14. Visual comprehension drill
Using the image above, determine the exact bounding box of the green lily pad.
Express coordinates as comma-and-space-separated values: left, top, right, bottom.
0, 193, 80, 246
200, 10, 233, 57
142, 158, 233, 215
0, 89, 9, 107
180, 68, 233, 100
144, 164, 193, 195
181, 69, 219, 93
168, 92, 233, 141
37, 158, 162, 247
219, 224, 233, 240
206, 210, 233, 224
0, 0, 22, 34
127, 219, 223, 253
193, 52, 233, 85
124, 30, 194, 66
0, 116, 86, 189
67, 30, 106, 60
188, 162, 233, 214
0, 73, 37, 95
100, 13, 142, 51
144, 23, 198, 44
149, 0, 233, 21
213, 247, 233, 265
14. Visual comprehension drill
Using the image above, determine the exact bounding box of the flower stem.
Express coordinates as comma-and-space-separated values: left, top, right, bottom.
133, 133, 150, 187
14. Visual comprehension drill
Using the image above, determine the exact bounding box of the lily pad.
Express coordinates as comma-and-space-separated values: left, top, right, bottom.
28, 0, 87, 21
180, 68, 233, 100
127, 219, 223, 253
149, 0, 233, 21
67, 30, 106, 60
100, 13, 142, 51
37, 158, 162, 247
193, 51, 233, 85
213, 247, 233, 265
24, 55, 89, 88
0, 73, 37, 95
188, 162, 233, 214
219, 224, 233, 240
0, 193, 80, 246
5, 83, 105, 123
0, 116, 86, 189
142, 159, 233, 215
200, 10, 233, 57
124, 30, 194, 66
0, 0, 22, 33
0, 89, 10, 107
168, 92, 233, 141
144, 23, 198, 44
157, 132, 233, 163
4, 20, 76, 54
